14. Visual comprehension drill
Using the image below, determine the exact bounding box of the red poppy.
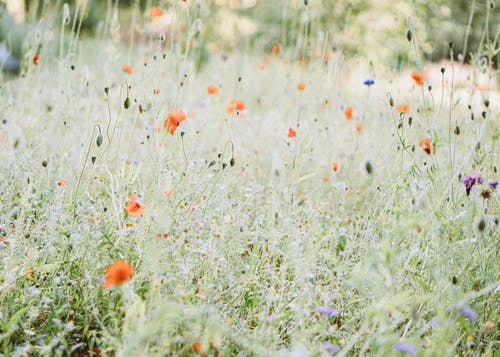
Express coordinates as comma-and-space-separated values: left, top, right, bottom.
122, 64, 133, 74
165, 109, 187, 135
288, 128, 296, 138
355, 122, 362, 133
226, 99, 245, 116
103, 260, 134, 288
271, 44, 280, 55
411, 72, 423, 86
297, 82, 306, 91
33, 53, 39, 66
57, 179, 69, 186
396, 103, 410, 114
332, 161, 340, 172
126, 194, 145, 216
418, 138, 434, 155
207, 84, 219, 94
150, 6, 164, 18
344, 107, 353, 120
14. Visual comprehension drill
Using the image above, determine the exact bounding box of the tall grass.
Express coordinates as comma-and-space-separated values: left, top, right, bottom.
0, 1, 498, 356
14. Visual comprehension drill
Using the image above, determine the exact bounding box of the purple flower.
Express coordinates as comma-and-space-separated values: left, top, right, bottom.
459, 305, 476, 323
489, 181, 498, 190
322, 342, 340, 354
363, 79, 375, 86
393, 342, 417, 355
315, 306, 339, 317
463, 174, 483, 195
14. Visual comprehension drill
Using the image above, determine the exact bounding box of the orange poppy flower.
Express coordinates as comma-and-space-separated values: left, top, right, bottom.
165, 109, 187, 135
126, 194, 145, 216
344, 107, 353, 120
418, 138, 433, 155
271, 44, 280, 55
332, 161, 340, 172
103, 260, 134, 288
163, 189, 174, 195
297, 82, 306, 91
322, 177, 332, 182
416, 227, 423, 233
153, 88, 160, 95
57, 179, 69, 186
396, 103, 410, 114
150, 6, 164, 18
411, 72, 423, 86
192, 341, 203, 354
288, 128, 296, 138
122, 64, 133, 74
207, 84, 219, 95
226, 99, 245, 116
355, 122, 362, 133
33, 53, 39, 66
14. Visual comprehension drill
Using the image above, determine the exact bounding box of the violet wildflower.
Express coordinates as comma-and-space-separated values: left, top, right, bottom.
321, 342, 340, 354
459, 305, 476, 323
393, 342, 417, 355
463, 174, 483, 195
363, 79, 375, 86
489, 181, 498, 190
315, 306, 339, 317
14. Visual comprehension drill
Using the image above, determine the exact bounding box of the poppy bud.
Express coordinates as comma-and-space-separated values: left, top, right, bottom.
490, 1, 495, 10
478, 218, 486, 232
454, 126, 460, 135
91, 156, 96, 164
452, 276, 458, 284
304, 0, 308, 5
230, 158, 235, 167
408, 117, 413, 126
104, 87, 109, 95
124, 97, 130, 109
484, 99, 489, 108
365, 161, 373, 175
96, 134, 103, 147
42, 160, 48, 167
449, 42, 453, 49
208, 160, 216, 167
406, 30, 412, 42
389, 97, 394, 107
222, 163, 228, 169
481, 111, 486, 119
441, 67, 445, 74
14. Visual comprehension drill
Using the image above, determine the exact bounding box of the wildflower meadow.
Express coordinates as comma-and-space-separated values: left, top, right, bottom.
0, 0, 498, 356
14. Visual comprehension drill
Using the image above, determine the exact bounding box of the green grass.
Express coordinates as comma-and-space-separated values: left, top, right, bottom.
0, 2, 499, 356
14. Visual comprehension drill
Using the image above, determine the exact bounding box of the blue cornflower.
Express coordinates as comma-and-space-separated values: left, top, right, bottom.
489, 181, 498, 190
315, 306, 339, 317
321, 342, 340, 354
393, 342, 417, 355
363, 79, 375, 86
459, 305, 476, 323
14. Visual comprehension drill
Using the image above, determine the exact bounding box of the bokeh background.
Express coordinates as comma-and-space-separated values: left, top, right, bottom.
1, 0, 499, 71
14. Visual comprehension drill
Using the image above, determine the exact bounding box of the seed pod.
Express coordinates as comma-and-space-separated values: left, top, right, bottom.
481, 111, 486, 119
484, 99, 490, 108
365, 161, 373, 175
124, 97, 130, 109
389, 97, 394, 107
454, 126, 460, 135
42, 160, 48, 167
452, 276, 458, 284
441, 67, 445, 74
478, 218, 486, 232
208, 160, 216, 168
406, 30, 412, 42
96, 134, 103, 147
104, 87, 109, 95
222, 163, 228, 169
230, 158, 235, 167
91, 156, 96, 164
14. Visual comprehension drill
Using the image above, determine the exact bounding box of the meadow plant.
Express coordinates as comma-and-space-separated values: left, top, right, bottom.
0, 0, 498, 356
